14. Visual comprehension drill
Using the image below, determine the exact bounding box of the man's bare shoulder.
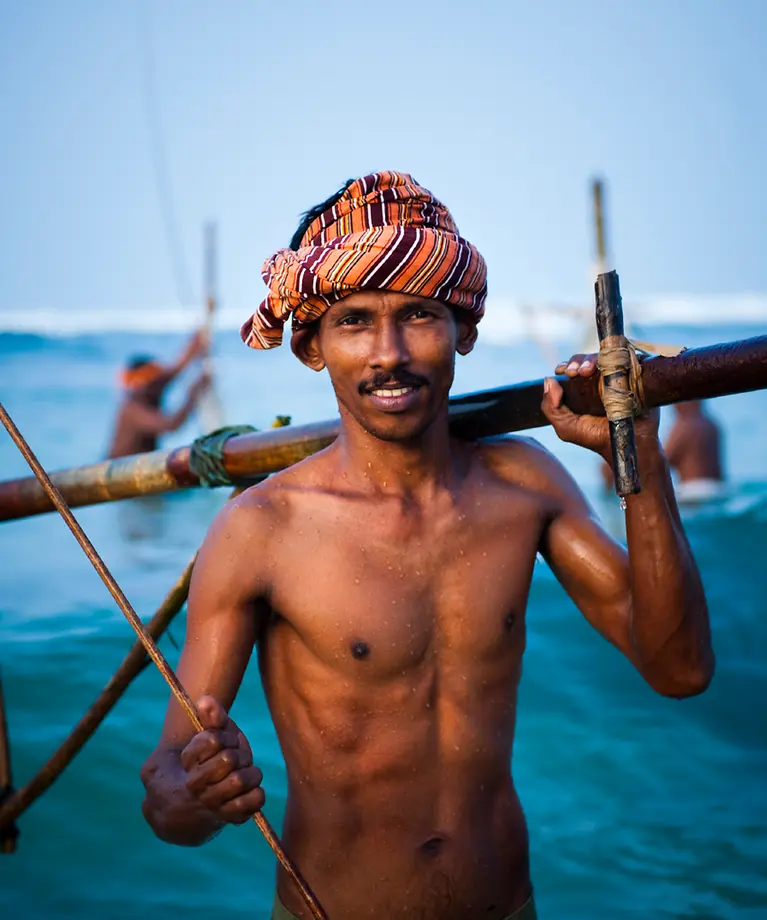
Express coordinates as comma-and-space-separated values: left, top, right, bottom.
477, 435, 568, 487
475, 436, 590, 510
198, 485, 279, 563
212, 447, 338, 536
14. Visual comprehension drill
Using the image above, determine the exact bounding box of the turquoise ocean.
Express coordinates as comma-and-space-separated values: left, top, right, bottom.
0, 319, 766, 919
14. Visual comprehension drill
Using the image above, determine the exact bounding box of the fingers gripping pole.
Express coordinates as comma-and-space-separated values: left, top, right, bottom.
594, 271, 641, 497
0, 402, 328, 920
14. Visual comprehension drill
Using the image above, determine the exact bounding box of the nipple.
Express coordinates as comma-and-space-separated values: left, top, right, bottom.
351, 640, 370, 660
504, 612, 516, 631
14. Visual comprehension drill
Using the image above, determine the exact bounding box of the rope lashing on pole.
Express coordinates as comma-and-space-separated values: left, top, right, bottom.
190, 425, 258, 487
0, 401, 327, 920
597, 339, 688, 421
190, 418, 292, 488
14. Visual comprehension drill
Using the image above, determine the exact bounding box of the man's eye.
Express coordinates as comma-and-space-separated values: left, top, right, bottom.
338, 315, 364, 326
408, 309, 433, 320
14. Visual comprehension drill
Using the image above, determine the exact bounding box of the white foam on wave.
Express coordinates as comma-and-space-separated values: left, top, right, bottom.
1, 294, 765, 342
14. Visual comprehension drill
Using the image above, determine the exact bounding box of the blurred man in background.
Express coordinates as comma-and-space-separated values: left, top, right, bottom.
107, 329, 209, 458
663, 400, 724, 500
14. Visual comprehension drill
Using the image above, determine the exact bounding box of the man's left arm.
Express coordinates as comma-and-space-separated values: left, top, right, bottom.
536, 355, 714, 699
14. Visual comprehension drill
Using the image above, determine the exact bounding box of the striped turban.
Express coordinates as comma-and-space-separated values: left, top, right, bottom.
240, 171, 488, 350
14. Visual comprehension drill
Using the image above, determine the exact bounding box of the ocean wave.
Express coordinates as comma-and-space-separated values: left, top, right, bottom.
1, 294, 765, 343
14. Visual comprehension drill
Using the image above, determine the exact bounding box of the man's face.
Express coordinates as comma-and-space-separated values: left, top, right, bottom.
296, 291, 476, 442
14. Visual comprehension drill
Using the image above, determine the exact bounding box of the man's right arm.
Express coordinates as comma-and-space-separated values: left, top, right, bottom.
140, 491, 273, 846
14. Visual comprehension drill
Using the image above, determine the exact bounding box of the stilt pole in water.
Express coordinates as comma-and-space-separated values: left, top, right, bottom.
0, 553, 195, 833
592, 176, 609, 276
198, 220, 226, 432
0, 668, 19, 853
0, 486, 243, 835
0, 401, 328, 920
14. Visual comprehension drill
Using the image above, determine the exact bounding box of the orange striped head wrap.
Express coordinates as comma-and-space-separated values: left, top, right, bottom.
240, 171, 487, 350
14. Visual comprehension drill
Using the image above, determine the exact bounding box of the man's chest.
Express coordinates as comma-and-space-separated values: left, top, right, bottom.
266, 488, 545, 678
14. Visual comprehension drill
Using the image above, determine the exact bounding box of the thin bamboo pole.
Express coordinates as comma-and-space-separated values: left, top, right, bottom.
1, 334, 766, 522
0, 402, 328, 920
0, 555, 195, 833
199, 220, 226, 432
592, 177, 609, 274
0, 668, 19, 853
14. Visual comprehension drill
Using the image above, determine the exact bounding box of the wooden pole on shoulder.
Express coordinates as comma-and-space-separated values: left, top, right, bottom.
0, 335, 766, 521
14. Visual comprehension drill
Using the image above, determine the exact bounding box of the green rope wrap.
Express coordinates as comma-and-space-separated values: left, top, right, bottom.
189, 425, 257, 487
189, 419, 291, 488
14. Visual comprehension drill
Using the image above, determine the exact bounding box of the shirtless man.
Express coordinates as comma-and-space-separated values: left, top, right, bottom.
664, 401, 724, 484
107, 330, 209, 458
140, 172, 714, 920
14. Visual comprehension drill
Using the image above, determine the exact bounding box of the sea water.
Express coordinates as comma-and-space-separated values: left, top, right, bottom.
0, 321, 765, 919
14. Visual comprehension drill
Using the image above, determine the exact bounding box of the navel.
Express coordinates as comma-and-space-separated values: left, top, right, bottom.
350, 640, 370, 660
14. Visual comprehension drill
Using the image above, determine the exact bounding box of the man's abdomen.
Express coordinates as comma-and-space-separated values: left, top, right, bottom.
277, 718, 530, 919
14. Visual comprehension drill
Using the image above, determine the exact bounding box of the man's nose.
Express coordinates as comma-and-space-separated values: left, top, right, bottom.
369, 318, 409, 370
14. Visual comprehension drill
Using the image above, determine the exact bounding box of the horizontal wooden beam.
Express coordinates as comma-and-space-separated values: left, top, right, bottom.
1, 335, 765, 523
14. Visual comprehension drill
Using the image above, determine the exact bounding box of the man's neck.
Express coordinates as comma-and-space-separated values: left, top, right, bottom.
332, 407, 465, 502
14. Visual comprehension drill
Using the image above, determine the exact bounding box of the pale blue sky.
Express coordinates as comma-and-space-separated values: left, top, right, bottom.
1, 0, 765, 319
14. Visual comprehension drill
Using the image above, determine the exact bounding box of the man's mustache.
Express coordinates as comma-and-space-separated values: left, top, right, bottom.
359, 371, 428, 395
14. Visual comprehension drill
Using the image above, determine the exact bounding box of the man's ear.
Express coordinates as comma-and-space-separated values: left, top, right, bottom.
455, 315, 478, 356
290, 324, 325, 371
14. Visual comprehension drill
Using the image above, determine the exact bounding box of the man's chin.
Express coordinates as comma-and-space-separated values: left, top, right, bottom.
357, 412, 437, 443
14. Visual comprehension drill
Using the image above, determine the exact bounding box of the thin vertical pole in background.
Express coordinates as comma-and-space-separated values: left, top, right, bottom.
198, 221, 226, 431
